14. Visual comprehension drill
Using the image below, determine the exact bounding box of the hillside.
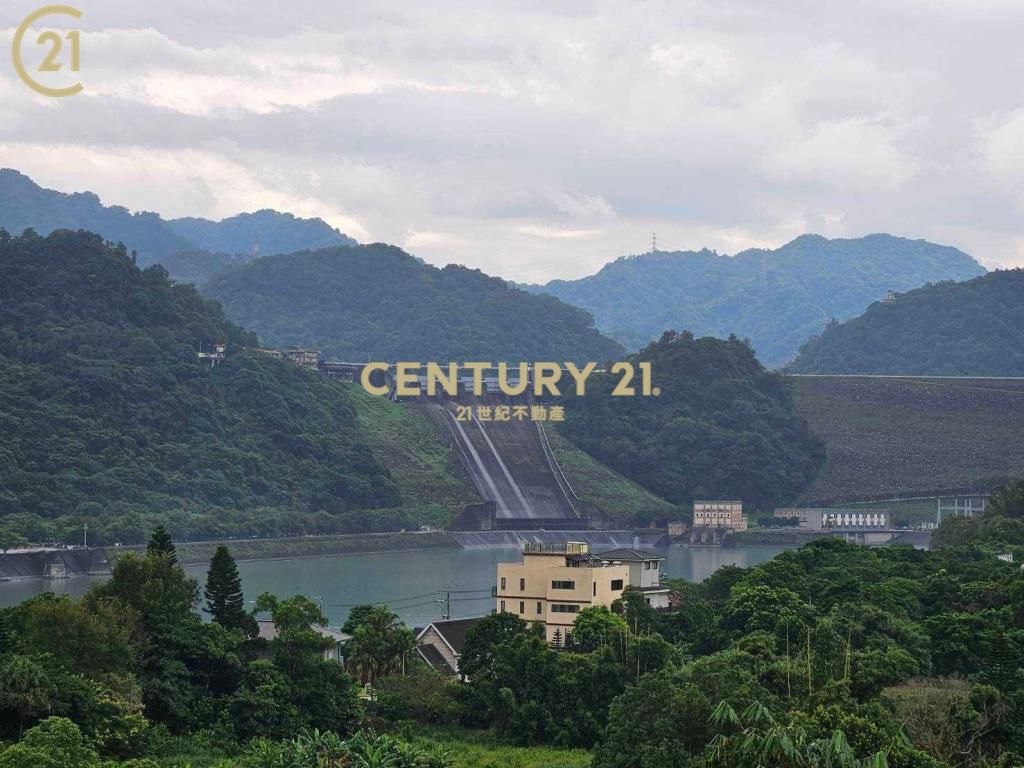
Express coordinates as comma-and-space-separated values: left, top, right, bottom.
203, 244, 625, 362
0, 229, 400, 546
555, 331, 826, 511
528, 234, 985, 368
788, 269, 1024, 375
790, 375, 1024, 503
0, 169, 355, 282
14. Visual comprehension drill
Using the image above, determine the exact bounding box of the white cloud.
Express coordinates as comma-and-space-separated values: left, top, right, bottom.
0, 1, 1022, 277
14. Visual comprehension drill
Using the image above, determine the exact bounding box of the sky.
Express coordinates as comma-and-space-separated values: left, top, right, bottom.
1, 0, 1023, 282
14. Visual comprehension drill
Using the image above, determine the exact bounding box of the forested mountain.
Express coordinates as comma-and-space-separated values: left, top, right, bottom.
203, 244, 625, 362
528, 234, 985, 368
556, 330, 825, 511
788, 269, 1024, 375
0, 169, 356, 282
0, 229, 401, 544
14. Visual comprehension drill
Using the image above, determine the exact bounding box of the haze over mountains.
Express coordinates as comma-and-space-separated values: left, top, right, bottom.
528, 234, 986, 368
789, 269, 1024, 376
0, 169, 355, 283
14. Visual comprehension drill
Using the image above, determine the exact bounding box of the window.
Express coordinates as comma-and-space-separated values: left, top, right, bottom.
500, 600, 505, 611
500, 577, 506, 590
519, 601, 525, 614
551, 580, 575, 590
536, 601, 542, 614
550, 604, 580, 614
644, 561, 652, 570
611, 579, 624, 591
519, 578, 525, 591
593, 582, 596, 596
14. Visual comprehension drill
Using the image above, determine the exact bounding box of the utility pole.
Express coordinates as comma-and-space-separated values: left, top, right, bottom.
434, 590, 451, 620
83, 522, 88, 549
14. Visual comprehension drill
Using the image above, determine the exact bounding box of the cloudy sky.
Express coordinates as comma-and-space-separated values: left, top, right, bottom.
2, 0, 1023, 281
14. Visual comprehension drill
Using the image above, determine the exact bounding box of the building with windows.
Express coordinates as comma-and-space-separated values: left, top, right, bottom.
415, 616, 481, 677
773, 507, 887, 530
693, 500, 747, 532
495, 542, 669, 642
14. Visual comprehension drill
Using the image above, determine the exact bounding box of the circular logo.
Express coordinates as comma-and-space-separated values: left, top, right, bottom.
12, 5, 83, 97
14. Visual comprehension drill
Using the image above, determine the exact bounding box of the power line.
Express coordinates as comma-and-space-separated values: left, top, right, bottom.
327, 586, 491, 609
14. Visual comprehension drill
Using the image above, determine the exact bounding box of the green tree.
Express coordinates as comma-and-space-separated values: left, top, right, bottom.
146, 526, 177, 564
203, 546, 255, 636
344, 606, 415, 684
0, 717, 100, 768
593, 672, 711, 768
459, 611, 527, 680
0, 655, 53, 737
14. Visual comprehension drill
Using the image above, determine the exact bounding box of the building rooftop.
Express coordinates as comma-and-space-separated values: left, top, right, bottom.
416, 616, 482, 656
596, 548, 665, 562
416, 643, 456, 675
256, 619, 350, 643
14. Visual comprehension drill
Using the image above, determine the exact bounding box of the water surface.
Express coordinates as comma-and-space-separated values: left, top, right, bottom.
0, 544, 791, 628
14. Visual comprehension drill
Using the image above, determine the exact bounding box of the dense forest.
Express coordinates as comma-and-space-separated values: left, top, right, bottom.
788, 269, 1024, 375
202, 244, 625, 363
0, 229, 404, 546
557, 331, 826, 511
529, 234, 985, 368
0, 169, 354, 282
3, 524, 1024, 766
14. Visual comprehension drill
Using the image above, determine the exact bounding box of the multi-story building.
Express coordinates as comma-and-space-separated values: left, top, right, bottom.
495, 543, 669, 642
773, 507, 887, 530
693, 500, 747, 532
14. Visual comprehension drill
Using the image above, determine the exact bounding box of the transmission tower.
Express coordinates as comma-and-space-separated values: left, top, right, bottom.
650, 232, 657, 254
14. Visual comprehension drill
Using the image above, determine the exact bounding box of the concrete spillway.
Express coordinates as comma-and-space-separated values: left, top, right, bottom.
425, 400, 581, 523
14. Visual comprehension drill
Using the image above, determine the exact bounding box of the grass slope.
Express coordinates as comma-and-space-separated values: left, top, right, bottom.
407, 726, 591, 768
791, 375, 1024, 503
344, 385, 481, 526
546, 429, 679, 523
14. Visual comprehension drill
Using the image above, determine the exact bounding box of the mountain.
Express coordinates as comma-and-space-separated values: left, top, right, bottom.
0, 169, 356, 283
556, 330, 826, 511
787, 269, 1024, 375
202, 244, 625, 362
0, 228, 403, 545
528, 234, 986, 368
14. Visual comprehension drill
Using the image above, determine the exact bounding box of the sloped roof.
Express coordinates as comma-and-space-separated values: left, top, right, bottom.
416, 643, 456, 675
595, 548, 665, 562
415, 616, 482, 656
256, 619, 350, 643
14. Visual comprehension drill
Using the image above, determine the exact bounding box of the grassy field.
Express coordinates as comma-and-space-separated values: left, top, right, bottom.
790, 376, 1024, 503
344, 385, 481, 526
546, 428, 680, 523
405, 725, 592, 768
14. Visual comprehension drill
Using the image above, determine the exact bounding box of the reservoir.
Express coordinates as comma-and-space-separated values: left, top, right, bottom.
0, 544, 791, 627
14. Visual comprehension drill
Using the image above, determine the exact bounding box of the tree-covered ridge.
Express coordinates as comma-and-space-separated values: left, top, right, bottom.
202, 243, 625, 363
788, 269, 1024, 375
0, 169, 355, 281
0, 229, 399, 545
528, 234, 985, 368
556, 331, 825, 511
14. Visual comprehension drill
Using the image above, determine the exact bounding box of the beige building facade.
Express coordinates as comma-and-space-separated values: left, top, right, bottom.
693, 500, 747, 532
495, 543, 669, 641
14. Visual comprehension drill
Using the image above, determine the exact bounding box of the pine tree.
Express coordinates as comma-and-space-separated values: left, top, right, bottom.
204, 546, 252, 634
146, 526, 177, 564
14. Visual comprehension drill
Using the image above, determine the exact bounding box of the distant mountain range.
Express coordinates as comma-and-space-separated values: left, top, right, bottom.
787, 269, 1024, 375
203, 244, 625, 363
527, 234, 986, 368
0, 169, 356, 283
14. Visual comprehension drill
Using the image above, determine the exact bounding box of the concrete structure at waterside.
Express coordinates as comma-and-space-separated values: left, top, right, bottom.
936, 495, 987, 524
693, 500, 748, 532
495, 542, 670, 642
773, 507, 887, 531
0, 547, 110, 580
